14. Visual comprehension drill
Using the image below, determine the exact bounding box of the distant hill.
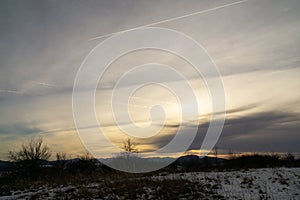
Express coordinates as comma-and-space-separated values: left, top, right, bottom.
0, 156, 225, 171
2, 154, 298, 173
0, 160, 15, 172
174, 155, 226, 168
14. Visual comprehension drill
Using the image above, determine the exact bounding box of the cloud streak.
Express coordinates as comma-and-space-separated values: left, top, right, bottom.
89, 0, 250, 41
0, 89, 22, 94
30, 80, 58, 88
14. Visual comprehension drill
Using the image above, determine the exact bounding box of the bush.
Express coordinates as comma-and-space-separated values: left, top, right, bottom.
9, 136, 51, 173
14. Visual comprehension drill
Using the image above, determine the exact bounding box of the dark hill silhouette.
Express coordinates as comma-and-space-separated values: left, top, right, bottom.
0, 160, 16, 172
1, 153, 299, 174
173, 155, 226, 170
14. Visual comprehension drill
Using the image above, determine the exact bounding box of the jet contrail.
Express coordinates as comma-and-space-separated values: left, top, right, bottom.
0, 89, 22, 94
89, 0, 249, 41
30, 80, 57, 88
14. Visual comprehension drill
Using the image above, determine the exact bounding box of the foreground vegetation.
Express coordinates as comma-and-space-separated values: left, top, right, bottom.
1, 137, 299, 199
1, 167, 299, 199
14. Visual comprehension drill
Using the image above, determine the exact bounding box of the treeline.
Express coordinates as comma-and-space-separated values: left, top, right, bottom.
225, 153, 299, 168
2, 137, 300, 178
164, 153, 300, 172
4, 137, 114, 180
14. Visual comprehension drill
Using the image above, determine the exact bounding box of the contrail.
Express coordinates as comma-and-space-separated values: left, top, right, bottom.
0, 89, 22, 94
89, 0, 249, 41
30, 80, 57, 88
0, 81, 58, 95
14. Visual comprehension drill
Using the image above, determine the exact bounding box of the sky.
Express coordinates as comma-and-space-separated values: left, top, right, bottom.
0, 0, 300, 160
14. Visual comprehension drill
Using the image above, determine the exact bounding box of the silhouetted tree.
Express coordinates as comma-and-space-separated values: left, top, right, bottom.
120, 137, 139, 159
9, 136, 51, 173
68, 152, 97, 174
55, 152, 67, 169
214, 146, 219, 166
122, 137, 138, 153
56, 152, 67, 161
285, 153, 295, 162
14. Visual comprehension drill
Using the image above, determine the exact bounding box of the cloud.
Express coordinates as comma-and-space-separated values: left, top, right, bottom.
30, 80, 58, 88
144, 110, 300, 153
0, 123, 42, 141
0, 89, 22, 94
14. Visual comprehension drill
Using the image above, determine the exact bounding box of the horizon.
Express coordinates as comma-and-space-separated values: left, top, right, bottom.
2, 148, 299, 162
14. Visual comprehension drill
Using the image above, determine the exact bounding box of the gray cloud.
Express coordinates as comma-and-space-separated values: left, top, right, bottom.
145, 110, 300, 153
0, 123, 42, 141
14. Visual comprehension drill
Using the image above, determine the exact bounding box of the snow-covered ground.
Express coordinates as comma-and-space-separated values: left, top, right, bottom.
1, 167, 299, 199
154, 168, 300, 200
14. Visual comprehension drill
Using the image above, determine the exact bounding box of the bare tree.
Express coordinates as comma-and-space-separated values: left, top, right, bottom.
117, 137, 139, 159
109, 137, 140, 171
9, 136, 51, 168
73, 151, 97, 173
79, 151, 94, 161
56, 152, 67, 161
227, 148, 236, 160
214, 146, 218, 166
122, 137, 138, 153
285, 152, 295, 162
55, 152, 67, 169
